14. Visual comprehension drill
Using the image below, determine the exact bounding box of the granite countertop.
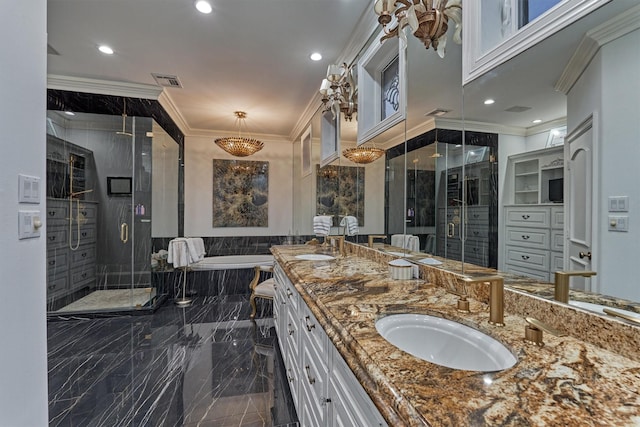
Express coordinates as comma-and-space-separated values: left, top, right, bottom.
271, 244, 640, 426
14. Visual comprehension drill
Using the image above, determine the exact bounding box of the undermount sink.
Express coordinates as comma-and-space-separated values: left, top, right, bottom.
375, 314, 517, 372
294, 254, 336, 261
383, 251, 414, 258
569, 300, 640, 323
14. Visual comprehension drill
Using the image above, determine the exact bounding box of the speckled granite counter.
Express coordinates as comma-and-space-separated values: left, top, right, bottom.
272, 244, 640, 426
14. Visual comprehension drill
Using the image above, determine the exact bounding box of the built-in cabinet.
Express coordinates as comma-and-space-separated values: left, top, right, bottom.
46, 135, 98, 304
47, 199, 98, 302
273, 264, 387, 427
504, 146, 564, 281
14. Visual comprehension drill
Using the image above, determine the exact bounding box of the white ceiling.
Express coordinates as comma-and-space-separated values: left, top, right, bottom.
47, 0, 636, 141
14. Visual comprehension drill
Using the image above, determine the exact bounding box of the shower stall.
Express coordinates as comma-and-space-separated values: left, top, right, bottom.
45, 108, 181, 315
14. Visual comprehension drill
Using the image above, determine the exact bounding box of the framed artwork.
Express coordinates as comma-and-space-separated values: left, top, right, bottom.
320, 110, 340, 167
316, 164, 365, 225
212, 159, 269, 227
301, 125, 312, 177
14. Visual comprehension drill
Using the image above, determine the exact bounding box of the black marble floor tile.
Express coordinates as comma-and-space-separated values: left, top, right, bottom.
48, 296, 297, 427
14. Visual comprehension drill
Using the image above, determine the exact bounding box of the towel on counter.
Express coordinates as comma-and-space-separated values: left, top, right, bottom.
390, 234, 420, 252
339, 216, 359, 236
168, 237, 206, 268
313, 215, 333, 236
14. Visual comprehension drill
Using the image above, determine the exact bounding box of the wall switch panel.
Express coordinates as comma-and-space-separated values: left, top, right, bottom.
18, 174, 41, 204
18, 210, 42, 239
608, 196, 629, 212
608, 215, 629, 232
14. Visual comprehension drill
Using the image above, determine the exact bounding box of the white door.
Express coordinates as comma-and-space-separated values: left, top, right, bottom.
565, 116, 597, 292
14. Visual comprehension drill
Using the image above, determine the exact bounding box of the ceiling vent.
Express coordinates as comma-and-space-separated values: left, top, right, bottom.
152, 73, 183, 88
424, 108, 451, 117
47, 44, 60, 56
504, 105, 531, 113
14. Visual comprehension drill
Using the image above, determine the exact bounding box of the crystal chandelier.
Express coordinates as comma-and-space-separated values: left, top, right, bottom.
342, 145, 385, 164
374, 0, 462, 57
319, 62, 357, 121
215, 111, 264, 157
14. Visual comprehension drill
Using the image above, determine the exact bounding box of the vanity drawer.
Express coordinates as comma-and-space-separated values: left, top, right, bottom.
505, 227, 550, 250
70, 244, 95, 266
47, 273, 68, 298
466, 224, 488, 239
47, 226, 68, 248
70, 265, 95, 290
285, 307, 301, 366
72, 224, 97, 244
47, 249, 69, 277
505, 207, 550, 228
551, 207, 564, 229
551, 229, 564, 251
46, 202, 69, 226
505, 245, 550, 271
466, 207, 488, 224
75, 203, 97, 224
300, 303, 328, 356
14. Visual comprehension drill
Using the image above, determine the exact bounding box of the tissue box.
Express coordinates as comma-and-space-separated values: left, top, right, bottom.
388, 259, 413, 280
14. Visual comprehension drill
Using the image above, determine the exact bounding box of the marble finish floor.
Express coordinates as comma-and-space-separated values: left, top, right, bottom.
48, 295, 298, 426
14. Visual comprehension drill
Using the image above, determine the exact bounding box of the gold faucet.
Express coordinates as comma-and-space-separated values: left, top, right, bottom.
327, 235, 346, 256
368, 235, 387, 248
524, 317, 566, 347
554, 271, 597, 303
462, 276, 505, 326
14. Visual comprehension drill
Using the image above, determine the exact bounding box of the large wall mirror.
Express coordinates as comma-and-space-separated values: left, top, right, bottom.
462, 0, 640, 311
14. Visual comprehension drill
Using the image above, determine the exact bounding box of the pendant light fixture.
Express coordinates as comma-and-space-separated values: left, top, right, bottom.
215, 111, 264, 157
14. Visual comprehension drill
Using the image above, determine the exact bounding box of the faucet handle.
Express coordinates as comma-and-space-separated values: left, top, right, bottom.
524, 317, 566, 347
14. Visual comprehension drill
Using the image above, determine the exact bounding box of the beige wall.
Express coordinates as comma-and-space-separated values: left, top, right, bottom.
184, 135, 294, 236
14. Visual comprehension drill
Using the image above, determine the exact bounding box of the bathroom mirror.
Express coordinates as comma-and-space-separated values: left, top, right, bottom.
461, 0, 640, 308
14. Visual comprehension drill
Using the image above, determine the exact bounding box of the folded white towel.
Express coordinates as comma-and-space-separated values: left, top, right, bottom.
186, 237, 205, 263
339, 216, 359, 236
407, 235, 420, 252
313, 215, 333, 236
168, 237, 206, 267
390, 234, 420, 252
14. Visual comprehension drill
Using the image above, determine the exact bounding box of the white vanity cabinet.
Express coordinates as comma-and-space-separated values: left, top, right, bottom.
273, 263, 387, 427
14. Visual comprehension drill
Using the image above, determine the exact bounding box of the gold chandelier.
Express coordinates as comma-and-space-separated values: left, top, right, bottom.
374, 0, 462, 57
319, 62, 357, 121
342, 145, 385, 164
215, 111, 264, 157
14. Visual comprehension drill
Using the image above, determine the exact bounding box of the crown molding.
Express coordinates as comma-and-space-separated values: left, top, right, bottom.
289, 6, 380, 143
157, 91, 190, 135
555, 4, 640, 94
47, 74, 163, 99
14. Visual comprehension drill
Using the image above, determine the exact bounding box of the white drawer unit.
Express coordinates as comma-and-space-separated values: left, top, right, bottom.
505, 227, 550, 250
503, 205, 563, 281
273, 261, 388, 427
505, 207, 550, 228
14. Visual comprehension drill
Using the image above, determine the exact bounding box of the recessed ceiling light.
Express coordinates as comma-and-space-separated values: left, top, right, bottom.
483, 99, 495, 105
98, 45, 114, 55
64, 111, 75, 116
310, 52, 322, 61
532, 119, 542, 124
195, 1, 212, 14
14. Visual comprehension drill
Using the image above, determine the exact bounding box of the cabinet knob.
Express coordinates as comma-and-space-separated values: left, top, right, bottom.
286, 289, 293, 298
48, 211, 56, 217
522, 215, 530, 219
48, 260, 55, 266
48, 236, 56, 241
287, 324, 294, 336
522, 235, 530, 240
521, 255, 530, 260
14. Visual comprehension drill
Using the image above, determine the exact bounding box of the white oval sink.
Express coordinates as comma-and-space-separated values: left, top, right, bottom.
294, 254, 336, 261
375, 314, 517, 372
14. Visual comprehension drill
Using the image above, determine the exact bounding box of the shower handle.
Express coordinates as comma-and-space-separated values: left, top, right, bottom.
121, 223, 129, 243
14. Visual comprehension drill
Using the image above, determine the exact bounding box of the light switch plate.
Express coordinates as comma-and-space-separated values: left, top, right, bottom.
608, 215, 629, 232
18, 174, 41, 204
18, 210, 42, 239
608, 196, 629, 212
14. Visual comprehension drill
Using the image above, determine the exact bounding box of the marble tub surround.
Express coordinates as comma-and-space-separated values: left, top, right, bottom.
272, 245, 640, 426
